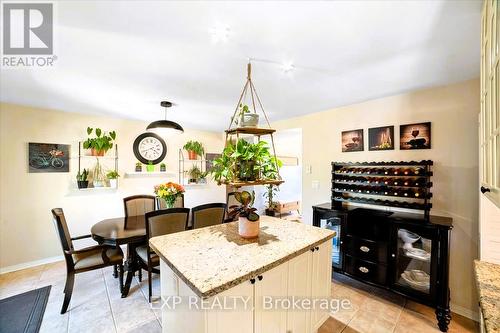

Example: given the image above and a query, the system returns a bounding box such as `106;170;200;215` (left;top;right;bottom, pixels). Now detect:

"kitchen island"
149;216;335;333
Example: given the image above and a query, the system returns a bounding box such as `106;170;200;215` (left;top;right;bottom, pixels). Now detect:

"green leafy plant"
136;162;142;167
160;163;166;168
187;165;202;182
76;169;88;181
83;127;116;154
210;139;282;184
263;184;279;210
183;141;204;157
106;171;120;179
227;191;259;222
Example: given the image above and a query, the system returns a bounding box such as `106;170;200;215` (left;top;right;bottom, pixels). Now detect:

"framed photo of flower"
400;122;431;150
341;129;364;152
368;126;394;151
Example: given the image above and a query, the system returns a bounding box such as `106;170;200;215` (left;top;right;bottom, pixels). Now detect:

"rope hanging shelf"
222;62;284;188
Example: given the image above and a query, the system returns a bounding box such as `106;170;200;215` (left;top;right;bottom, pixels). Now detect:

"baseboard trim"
0;256;63;275
451;302;480;322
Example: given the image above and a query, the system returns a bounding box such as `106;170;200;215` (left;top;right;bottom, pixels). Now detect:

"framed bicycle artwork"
28;143;70;173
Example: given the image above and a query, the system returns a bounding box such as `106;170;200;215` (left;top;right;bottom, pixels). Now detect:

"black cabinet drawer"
343;236;388;264
344;255;387;285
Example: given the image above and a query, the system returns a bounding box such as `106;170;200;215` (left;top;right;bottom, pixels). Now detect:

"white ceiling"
0;0;481;132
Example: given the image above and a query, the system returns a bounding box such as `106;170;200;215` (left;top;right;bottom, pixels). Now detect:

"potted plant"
83;127;116;156
146;161;155;172
154;182;185;209
160;163;166;172
210;139;282;184
198;171;209;184
236;104;259;127
263;184;279;216
183;141;204;160
76;169;89;189
187;165;202;184
227;191;260;239
135;162;142;172
106;170;119;188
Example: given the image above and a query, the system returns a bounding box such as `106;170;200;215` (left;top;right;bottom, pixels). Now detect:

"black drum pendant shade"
146;101;184;135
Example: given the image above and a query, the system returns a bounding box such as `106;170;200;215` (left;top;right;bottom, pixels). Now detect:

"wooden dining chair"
122;195;156;281
156;194;185;209
123;195;156;217
136;208;189;302
225;191;239;222
51;208;124;314
192;203;227;229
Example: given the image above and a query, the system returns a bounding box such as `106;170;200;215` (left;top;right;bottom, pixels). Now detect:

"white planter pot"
238;217;260;239
240;114;259;127
109;179;117;188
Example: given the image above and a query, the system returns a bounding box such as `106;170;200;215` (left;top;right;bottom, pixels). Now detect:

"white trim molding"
0;255;63;275
451;302;480;322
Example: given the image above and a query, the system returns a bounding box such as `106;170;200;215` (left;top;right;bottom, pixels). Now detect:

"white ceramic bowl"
398;229;420;244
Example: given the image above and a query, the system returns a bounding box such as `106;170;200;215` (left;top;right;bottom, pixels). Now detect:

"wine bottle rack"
331;160;433;218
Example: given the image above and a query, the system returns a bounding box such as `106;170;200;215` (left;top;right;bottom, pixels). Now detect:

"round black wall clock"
133;133;167;164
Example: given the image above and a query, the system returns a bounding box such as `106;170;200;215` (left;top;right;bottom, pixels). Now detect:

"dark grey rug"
0;285;51;333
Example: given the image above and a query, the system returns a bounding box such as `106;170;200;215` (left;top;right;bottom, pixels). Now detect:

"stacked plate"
404;248;431;261
401;269;430;292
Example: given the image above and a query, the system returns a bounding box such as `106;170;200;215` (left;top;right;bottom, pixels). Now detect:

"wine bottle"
393;179;399;186
413;167;424;175
393;168;400;175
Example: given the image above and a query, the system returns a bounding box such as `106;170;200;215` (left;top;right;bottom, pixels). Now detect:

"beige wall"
272;79;480;318
0;103;226;270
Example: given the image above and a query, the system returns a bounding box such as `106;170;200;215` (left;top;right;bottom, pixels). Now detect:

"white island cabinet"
150;216;335;333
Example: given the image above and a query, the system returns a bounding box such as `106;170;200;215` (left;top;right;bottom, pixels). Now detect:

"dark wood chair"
156;194;184;209
136;208;189;302
123;195;156;217
192;203;227;229
225;192;238;222
123;195;156;281
51;208;124;314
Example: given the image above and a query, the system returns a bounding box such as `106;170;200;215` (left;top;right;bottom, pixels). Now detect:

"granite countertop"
474;260;500;333
149;216;335;298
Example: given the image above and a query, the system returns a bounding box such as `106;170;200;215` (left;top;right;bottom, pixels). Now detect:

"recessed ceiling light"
210;23;230;43
281;61;295;73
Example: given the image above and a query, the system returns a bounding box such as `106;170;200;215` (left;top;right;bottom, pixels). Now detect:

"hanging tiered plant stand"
220;62;284;188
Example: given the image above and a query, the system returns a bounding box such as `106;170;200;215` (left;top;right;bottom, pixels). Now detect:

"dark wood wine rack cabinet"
314;160;453;332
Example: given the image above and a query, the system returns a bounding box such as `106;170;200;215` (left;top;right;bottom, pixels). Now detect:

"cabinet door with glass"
389;224;438;302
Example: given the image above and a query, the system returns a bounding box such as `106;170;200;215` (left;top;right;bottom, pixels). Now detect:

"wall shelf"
125;171;175;178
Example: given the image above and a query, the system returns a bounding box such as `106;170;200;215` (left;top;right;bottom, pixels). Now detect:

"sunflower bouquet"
154;182;185;208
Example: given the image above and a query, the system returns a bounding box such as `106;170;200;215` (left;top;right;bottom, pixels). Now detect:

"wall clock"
133;133;167;164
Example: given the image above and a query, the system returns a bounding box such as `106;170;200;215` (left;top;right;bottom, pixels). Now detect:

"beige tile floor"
0;261;479;333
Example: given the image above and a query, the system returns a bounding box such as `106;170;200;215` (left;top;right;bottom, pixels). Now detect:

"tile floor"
0;261;479;333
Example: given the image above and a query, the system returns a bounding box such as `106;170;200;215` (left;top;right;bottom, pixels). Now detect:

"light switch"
312;180;320;189
306;165;312;174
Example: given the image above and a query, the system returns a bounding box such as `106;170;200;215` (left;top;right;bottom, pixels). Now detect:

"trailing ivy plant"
210;139;282;184
83;127;116;154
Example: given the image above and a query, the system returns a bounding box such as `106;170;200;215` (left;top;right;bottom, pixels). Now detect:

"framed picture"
368;126;394;151
400;122;431;150
28;143;70;173
205;153;221;172
341;129;364;152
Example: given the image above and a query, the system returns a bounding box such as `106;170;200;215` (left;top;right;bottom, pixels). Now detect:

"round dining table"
91;215;147;298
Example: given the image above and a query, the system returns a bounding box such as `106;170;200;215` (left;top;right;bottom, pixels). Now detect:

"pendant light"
146;101;184;136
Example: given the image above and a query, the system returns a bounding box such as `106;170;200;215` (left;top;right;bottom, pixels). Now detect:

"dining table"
91;215;147;298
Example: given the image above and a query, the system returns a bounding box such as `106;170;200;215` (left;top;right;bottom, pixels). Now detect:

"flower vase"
238;217;260;239
163;197;175;209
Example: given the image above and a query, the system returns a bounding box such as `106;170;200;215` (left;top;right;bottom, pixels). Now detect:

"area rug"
0;285;51;333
